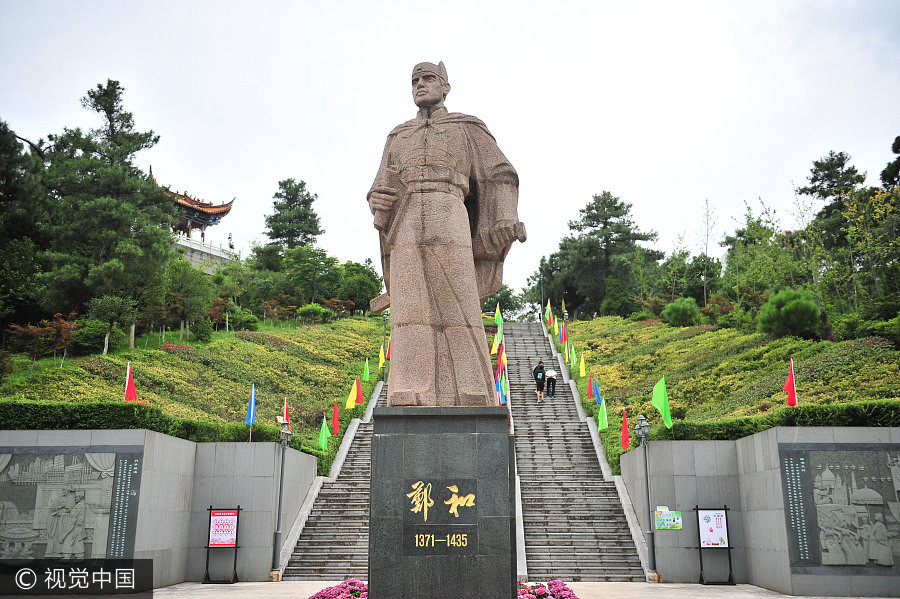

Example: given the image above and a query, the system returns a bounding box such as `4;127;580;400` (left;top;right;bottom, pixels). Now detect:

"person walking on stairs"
545;367;557;398
532;359;546;402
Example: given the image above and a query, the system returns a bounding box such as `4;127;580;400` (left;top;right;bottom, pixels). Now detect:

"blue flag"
594;379;602;405
245;384;256;426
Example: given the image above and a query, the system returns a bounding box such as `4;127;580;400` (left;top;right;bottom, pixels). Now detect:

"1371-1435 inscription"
403;479;479;555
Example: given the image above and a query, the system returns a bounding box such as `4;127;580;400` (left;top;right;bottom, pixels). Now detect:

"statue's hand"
488;220;519;248
370;186;398;212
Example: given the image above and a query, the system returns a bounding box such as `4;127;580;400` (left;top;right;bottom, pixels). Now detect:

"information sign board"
697;509;729;547
208;509;239;548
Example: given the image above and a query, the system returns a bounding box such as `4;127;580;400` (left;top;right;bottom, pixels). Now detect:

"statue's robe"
368;106;520;406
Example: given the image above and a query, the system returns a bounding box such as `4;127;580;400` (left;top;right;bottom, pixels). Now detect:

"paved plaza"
141;580;864;599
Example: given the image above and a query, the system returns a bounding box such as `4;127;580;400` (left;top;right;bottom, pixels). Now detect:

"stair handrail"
279;380;384;576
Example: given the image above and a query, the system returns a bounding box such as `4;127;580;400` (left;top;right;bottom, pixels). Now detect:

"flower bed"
307;578;582;599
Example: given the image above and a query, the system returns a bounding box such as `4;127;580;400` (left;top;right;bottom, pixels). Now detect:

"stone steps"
504;321;644;583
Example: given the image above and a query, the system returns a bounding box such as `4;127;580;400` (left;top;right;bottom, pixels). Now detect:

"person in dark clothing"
532;360;546;402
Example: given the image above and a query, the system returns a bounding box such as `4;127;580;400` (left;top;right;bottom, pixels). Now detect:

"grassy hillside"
553;317;900;473
0;316;387;474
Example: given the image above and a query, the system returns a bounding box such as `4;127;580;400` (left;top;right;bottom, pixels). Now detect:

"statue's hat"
412;61;449;84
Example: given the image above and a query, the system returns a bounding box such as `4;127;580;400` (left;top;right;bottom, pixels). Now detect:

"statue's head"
411;61;451;109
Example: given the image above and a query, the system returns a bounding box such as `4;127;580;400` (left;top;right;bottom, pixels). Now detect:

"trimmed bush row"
0;399;358;476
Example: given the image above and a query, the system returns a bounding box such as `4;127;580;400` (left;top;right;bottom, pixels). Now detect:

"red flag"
124;362;148;405
385;338;391;360
332;400;339;435
621;409;630;450
282;398;290;430
586;375;594;398
355;377;364;404
783;359;797;406
560;321;567;344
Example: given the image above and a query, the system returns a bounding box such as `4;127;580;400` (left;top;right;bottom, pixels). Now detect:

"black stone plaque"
107;454;143;559
368;407;516;599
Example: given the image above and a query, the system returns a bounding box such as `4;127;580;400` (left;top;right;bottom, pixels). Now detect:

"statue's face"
412;72;446;108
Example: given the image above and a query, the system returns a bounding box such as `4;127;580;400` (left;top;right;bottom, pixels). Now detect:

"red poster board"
208;509;239;548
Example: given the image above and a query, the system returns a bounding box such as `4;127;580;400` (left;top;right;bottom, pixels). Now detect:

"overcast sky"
2;0;899;293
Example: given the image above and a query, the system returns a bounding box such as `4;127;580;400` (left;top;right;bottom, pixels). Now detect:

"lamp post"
271;421;293;577
381;311;389;382
634;414;657;575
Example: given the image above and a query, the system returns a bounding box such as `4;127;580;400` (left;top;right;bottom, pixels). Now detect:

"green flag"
319;414;332;450
651;376;673;428
597;395;609;431
363;357;370;382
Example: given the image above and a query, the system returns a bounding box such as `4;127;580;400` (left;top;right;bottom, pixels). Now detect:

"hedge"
0;399;344;474
598;399;900;476
654;399;900;441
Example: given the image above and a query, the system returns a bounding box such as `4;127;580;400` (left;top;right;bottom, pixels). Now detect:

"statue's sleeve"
368;134;396;295
464;121;522;303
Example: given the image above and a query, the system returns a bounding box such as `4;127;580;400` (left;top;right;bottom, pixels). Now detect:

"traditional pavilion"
151;167;235;242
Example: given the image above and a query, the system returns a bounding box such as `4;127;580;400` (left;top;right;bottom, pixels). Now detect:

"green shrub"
831;312;863;341
717;305;755;331
70;320;125;356
627;310;656;322
297;303;326;323
231;308;259;331
191;317;213;343
757;288;819;338
661;297;700;327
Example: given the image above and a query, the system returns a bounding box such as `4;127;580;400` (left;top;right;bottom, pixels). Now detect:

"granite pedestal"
368;407;516;599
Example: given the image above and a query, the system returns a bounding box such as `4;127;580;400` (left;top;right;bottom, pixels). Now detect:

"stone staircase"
505;321;645;582
282;391;383;580
283;321;644;582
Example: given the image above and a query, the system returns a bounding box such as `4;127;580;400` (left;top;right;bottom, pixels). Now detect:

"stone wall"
620;427;900;596
0;429;316;588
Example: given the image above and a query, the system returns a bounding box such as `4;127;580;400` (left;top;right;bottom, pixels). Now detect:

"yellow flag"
579;352;586;377
554;320;559;336
491;333;499;355
379;344;385;368
345;380;357;409
561;297;566;313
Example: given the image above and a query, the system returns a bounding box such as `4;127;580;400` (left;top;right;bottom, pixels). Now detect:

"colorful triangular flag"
586;375;594;398
579;352;586;378
123;362;149;405
597;393;609;430
356;377;364;404
783;359;797;406
386;338;391;360
561;298;566;313
332;400;339;435
345;380;357;410
651;376;673;428
282;397;290;430
319;414;331;450
491;332;499;355
593;378;601;404
245;383;256;426
379;344;385;368
363;357;370;381
621;409;630;450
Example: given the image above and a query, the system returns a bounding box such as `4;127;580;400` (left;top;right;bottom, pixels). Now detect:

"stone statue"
368;61;525;407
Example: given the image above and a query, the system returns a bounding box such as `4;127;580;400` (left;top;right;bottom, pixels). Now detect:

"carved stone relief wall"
0;449;142;560
781;445;898;571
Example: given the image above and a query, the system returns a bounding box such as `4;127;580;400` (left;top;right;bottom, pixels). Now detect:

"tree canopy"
264;178;323;249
